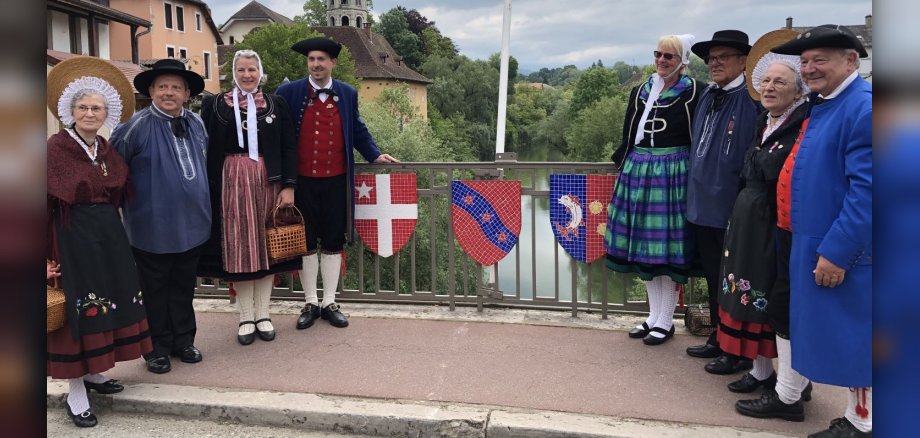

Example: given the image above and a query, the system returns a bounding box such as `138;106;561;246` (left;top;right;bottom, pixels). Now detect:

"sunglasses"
653;51;678;61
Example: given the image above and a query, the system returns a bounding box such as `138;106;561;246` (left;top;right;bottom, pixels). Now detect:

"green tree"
611;61;642;85
295;0;326;26
564;94;626;162
569;67;619;114
419;27;458;60
488;53;519;95
375;8;423;68
360;85;445;162
686;55;711;83
229;23;359;92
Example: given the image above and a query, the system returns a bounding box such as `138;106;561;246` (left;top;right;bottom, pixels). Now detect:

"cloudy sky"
211;0;872;71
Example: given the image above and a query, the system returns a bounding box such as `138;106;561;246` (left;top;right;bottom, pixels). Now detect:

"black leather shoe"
728;372;777;393
296;303;320;330
801;382;813;402
321;303;349;327
704;354;753;375
255;318;275;341
628;322;651;339
84;379;124;394
145;356;171;374
735;389;805;422
67;405;98;428
642;325;675;345
171;345;202;363
807;417;871;437
687;343;723;358
238;321;256;345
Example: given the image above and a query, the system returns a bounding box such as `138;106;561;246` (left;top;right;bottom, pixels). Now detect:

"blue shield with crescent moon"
549;174;617;263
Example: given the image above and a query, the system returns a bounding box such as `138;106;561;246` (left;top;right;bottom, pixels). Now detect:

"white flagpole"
494;0;512;156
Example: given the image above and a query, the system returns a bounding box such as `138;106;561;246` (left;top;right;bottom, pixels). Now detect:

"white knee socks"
775;337;810;404
846;387;872;433
641;279;660;329
67;377;90;414
750;355;775;381
254;275;274;332
83;373;107;384
234;281;256;336
320;253;342;308
301;253;319;305
646;276;676;339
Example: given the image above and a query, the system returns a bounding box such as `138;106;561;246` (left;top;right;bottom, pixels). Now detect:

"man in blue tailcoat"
772;25;872;438
276;37;398;331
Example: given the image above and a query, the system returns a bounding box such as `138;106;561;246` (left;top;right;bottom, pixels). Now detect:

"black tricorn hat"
691;30;752;60
133;58;205;97
771;24;868;58
291;37;342;58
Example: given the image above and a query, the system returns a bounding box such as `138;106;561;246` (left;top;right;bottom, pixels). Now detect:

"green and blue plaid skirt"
605;146;691;283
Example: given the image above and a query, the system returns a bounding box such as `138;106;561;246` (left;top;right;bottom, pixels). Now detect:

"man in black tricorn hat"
771;25;872;438
684;30;760;375
111;58;210;374
276;37;399;331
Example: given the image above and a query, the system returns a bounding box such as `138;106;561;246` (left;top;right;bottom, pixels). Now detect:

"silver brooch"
266;115;274;124
332;96;339;102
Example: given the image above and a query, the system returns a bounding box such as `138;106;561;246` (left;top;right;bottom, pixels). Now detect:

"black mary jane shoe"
642;325;675;345
628;322;651;339
67;405;98;428
320;303;349;328
84;379;124;394
255;318;276;341
728;372;777;393
238;321;256;345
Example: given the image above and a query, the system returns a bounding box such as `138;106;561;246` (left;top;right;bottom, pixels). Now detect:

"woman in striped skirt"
198;50;300;345
605;35;703;345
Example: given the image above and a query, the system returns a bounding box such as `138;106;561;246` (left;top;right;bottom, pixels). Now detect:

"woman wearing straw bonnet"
605;34;702;346
197;49;300;345
46;56;152;427
714;30;814;421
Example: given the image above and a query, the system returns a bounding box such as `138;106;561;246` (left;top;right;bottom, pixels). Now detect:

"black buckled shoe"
687;343;723;358
735;389;805;422
67;405;98;428
296;303;321;330
321;303;349;327
171;345;202;363
807;417;871;437
255;318;275;341
145;356;171;374
84;379;124;394
642;325;675;345
704;354;753;375
238;321;256;345
628;322;651;339
728;372;777;393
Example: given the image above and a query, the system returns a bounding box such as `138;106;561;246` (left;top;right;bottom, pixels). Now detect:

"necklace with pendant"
67;128;108;176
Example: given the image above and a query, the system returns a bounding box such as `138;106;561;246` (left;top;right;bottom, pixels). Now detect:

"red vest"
776;118;809;232
298;94;346;177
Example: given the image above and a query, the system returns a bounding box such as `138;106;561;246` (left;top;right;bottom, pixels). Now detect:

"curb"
48;381;791;437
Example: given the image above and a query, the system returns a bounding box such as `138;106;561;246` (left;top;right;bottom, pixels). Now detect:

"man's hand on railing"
374;153;400;163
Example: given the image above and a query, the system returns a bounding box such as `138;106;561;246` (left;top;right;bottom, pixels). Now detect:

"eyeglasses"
760;78;790;90
653;51;678;61
706;53;744;65
75;105;105;114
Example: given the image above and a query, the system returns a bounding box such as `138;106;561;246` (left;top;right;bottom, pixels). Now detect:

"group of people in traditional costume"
604;25;872;437
46;37;397;427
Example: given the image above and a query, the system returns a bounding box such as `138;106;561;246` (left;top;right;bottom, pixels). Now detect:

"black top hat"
771;24;868;58
133;58;205;97
292;37;343;58
691;30;752;60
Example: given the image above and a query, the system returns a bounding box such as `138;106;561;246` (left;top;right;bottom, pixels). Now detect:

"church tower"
325;0;368;28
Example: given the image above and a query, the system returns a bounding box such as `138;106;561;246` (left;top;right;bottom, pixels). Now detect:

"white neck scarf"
232;52;264;161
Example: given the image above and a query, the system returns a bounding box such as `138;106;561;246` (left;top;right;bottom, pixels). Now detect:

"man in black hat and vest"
276;37;398;331
684;30;760;375
111;59;210;374
771;25;872;438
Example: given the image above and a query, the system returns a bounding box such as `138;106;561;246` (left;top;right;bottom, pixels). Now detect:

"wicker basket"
266;205;307;264
47;283;66;333
684;304;714;337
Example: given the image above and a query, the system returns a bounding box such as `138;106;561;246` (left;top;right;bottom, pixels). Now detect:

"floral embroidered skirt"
604;146;691;283
48;203;152;379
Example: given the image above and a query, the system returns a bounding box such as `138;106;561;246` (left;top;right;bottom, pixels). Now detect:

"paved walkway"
53;299;845;436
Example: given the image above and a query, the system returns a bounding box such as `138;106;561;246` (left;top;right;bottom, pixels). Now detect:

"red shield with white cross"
354;173;418;257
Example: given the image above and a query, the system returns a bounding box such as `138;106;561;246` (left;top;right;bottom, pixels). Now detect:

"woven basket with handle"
684;304;714;337
266;205;307;264
47;277;66;333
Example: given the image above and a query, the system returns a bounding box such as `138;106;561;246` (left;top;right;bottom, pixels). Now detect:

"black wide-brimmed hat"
771;24;868;58
133;58;205;97
691;30;752;59
292;37;342;58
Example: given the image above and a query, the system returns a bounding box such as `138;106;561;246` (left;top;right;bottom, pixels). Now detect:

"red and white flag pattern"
354;173;418;257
